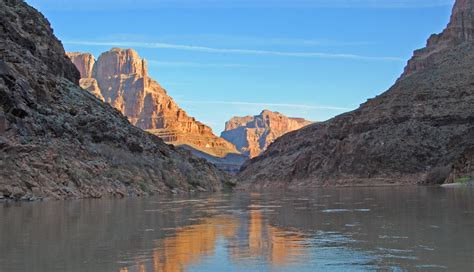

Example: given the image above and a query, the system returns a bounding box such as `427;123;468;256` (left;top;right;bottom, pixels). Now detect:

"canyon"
1;1;474;271
221;110;312;158
67;49;240;162
69;52;315;170
238;0;474;188
0;0;227;200
1;0;473;200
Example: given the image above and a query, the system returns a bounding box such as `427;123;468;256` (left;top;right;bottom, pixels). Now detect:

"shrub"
454;176;472;184
424;166;451;185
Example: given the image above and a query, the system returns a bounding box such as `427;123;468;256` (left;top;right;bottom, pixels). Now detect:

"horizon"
27;0;455;134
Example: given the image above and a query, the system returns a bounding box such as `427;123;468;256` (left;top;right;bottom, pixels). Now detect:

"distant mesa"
221;110;312;158
67;49;240;161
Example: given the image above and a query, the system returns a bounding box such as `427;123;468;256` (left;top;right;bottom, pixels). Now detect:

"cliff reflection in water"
150;216;238;272
231;210;305;266
120;208;306;272
2;187;473;271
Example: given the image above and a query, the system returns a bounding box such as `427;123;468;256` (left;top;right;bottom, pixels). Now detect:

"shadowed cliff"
238;0;474;188
0;0;227;200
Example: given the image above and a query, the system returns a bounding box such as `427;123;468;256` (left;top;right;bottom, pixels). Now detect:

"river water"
1;186;473;271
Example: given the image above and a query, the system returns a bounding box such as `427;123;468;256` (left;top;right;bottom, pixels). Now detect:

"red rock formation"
67;53;105;101
79;78;104;101
68;49;238;158
222;110;312;158
67;52;95;78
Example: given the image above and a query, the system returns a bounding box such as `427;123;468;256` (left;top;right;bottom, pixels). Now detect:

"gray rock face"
238;0;474;188
0;0;227;200
403;0;474;77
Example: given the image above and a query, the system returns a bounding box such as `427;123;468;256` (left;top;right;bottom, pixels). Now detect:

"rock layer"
0;0;227;200
67;49;239;159
221;110;312;158
238;0;474;188
403;0;474;77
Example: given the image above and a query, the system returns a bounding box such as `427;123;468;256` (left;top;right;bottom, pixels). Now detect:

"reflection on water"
1;187;474;271
126;196;308;272
244;210;305;265
150;216;239;272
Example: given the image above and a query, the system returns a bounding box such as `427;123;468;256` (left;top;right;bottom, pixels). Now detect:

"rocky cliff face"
67;49;239;159
403;0;474;77
66;52;104;101
78;78;104;101
67;52;95;78
221;110;312;158
238;0;474;188
0;0;227;200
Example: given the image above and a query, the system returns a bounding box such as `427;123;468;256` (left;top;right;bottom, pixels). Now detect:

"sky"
27;0;455;134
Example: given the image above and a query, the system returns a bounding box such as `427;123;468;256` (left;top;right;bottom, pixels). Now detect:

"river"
1;186;473;271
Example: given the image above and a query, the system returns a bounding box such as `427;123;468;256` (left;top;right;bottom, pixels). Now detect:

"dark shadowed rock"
403;0;474;77
238;0;474;188
0;0;227;200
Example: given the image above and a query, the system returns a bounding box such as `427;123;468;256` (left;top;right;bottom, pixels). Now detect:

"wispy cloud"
28;0;454;10
148;60;270;68
155;34;373;47
232;37;372;47
64;40;404;62
178;100;353;111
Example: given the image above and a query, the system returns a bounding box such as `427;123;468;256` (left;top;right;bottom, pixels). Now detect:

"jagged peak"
110;47;137;54
402;0;474;77
67;52;95;58
260;109;279;116
450;0;474;24
93;47;148;79
444;0;474;42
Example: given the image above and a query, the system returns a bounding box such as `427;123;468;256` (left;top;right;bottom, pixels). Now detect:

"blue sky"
27;0;454;133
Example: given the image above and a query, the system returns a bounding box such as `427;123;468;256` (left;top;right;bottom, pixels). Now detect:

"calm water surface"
1;187;474;271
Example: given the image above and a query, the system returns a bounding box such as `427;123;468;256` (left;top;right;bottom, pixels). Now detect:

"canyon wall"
67;49;239;159
238;0;474;188
0;0;227;200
